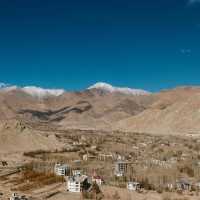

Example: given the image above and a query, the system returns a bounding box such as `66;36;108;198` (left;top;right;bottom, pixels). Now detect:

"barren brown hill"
1;85;200;149
0;119;61;153
114;87;200;135
0;87;153;131
0;86;154;153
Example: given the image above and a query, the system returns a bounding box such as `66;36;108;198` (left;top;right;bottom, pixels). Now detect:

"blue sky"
0;0;200;92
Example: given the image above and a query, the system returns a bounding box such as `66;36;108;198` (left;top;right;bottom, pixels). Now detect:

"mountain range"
0;82;200;153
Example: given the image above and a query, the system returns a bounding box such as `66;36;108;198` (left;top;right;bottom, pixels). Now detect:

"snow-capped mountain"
88;82;150;95
1;81;200;137
21;86;65;98
0;82;18;91
0;82;65;98
0;81;150;98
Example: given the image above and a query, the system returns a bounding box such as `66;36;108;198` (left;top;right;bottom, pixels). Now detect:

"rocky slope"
0;82;154;153
0;119;60;153
114;87;200;135
1;82;200;153
0;83;153;131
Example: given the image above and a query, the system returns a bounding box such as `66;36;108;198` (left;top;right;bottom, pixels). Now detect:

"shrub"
23;150;50;158
12;167;64;191
141;178;155;190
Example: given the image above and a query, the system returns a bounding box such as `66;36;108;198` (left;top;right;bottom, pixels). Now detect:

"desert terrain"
0;84;200;199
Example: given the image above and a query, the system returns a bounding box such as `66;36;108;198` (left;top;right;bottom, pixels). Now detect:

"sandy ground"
101;186;200;200
45;185;200;200
0;181;13;199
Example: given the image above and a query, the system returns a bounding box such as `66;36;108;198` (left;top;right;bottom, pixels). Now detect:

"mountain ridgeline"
0;83;200;136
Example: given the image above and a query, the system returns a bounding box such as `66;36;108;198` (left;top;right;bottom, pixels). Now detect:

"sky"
0;0;200;92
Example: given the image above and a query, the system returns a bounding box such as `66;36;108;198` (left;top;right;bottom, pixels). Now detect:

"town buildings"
67;175;91;192
54;163;70;176
114;160;129;177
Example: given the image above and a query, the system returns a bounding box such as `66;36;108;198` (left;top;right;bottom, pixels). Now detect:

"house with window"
67;175;91;193
114;160;129;177
54;163;70;176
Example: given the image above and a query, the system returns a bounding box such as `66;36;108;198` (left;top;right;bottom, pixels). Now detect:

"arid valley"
0;84;200;200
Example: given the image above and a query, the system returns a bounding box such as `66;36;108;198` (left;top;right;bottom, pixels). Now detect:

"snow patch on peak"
21;86;65;98
88;82;150;95
0;82;65;98
0;82;18;91
89;82;114;91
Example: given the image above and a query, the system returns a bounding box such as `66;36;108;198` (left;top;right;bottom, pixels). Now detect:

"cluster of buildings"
114;160;142;191
54;159;200;194
54;159;143;193
54;163;103;193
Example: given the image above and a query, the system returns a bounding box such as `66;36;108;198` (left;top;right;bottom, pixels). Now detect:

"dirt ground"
46;185;200;200
1;177;200;200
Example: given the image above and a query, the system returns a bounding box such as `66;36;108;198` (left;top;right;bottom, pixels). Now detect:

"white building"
54;163;69;176
114;160;129;177
67;176;82;193
127;182;141;191
82;154;96;161
67;175;90;193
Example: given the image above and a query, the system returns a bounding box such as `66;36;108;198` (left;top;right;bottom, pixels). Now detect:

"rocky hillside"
0;83;153;131
114;87;200;136
1;83;200;137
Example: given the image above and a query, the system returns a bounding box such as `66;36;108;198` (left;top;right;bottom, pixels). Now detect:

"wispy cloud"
188;0;200;4
180;48;191;56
